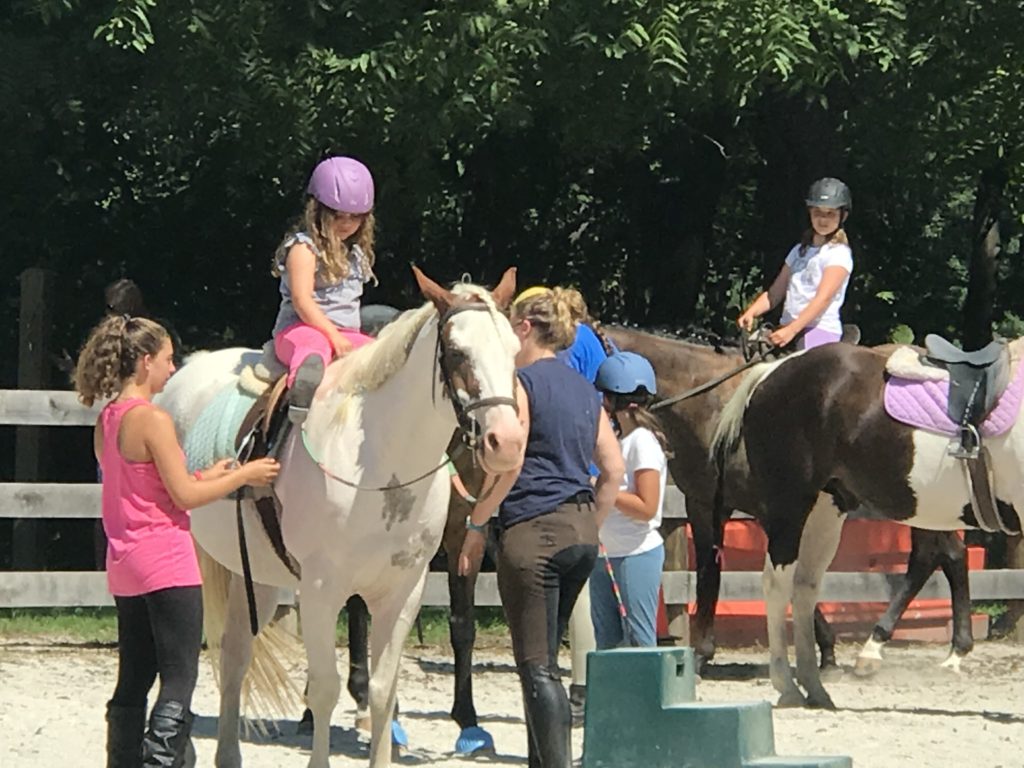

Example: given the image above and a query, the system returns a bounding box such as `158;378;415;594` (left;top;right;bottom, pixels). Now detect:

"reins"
650;328;777;412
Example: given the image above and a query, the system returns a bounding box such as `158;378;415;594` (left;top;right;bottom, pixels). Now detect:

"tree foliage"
2;0;1022;390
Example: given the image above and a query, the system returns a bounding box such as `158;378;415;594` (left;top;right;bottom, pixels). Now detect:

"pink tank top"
100;399;202;597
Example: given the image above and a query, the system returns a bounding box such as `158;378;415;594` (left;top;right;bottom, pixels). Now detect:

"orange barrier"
681;519;985;644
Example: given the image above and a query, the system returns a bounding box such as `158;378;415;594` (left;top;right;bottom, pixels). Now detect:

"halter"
301;300;518;492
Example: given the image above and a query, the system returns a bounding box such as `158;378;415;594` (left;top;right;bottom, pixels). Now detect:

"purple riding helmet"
307;156;375;214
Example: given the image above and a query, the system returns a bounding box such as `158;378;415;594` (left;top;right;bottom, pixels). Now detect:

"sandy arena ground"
2;635;1022;767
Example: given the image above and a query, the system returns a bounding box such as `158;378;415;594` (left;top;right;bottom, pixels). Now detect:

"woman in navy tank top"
458;288;625;767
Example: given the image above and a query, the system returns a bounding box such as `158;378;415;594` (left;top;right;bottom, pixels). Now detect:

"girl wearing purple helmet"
270;156;379;422
737;177;853;350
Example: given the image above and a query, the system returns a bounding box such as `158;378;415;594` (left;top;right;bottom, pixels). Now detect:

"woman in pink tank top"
75;314;280;768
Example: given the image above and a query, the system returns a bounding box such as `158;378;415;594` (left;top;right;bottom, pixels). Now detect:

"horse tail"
710;357;791;460
197;546;301;725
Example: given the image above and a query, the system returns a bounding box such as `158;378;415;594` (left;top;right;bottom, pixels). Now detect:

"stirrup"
947;424;980;460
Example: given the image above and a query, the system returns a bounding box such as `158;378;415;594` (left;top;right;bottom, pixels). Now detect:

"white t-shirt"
599;427;667;558
780;241;853;335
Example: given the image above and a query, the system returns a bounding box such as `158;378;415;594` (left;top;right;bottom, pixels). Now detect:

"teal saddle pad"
183;383;259;475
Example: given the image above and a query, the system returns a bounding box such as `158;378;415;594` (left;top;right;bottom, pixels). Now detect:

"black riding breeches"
110;585;203;710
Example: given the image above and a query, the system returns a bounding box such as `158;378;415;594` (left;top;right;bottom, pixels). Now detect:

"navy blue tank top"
499;358;600;528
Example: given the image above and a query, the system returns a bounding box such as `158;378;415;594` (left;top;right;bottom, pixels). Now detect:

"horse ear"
411;265;454;313
490;267;517;310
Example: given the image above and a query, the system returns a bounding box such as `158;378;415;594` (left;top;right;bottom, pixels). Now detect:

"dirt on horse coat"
713;340;1023;708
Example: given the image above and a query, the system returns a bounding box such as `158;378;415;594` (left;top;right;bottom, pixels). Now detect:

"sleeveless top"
99;399;202;597
271;232;374;335
499;359;600;528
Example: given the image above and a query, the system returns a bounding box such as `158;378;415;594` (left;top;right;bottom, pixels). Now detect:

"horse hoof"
939;653;964;674
776;690;807;708
820;663;844;682
391;719;409;748
297;708;314;735
455;726;495;755
354;714;372;733
806;691;837;710
852;656;882;678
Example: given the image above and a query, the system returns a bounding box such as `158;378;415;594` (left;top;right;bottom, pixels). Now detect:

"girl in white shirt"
590;351;670;648
737;177;854;350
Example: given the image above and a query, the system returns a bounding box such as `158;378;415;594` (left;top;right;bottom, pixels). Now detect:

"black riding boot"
140;700;194;768
519;663;571;768
106;702;146;768
287;354;325;425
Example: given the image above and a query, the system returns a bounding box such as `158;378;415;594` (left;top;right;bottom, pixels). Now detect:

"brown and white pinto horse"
605;327;974;676
711;340;1023;708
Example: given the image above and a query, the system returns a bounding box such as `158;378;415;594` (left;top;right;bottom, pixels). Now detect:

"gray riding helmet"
805;177;852;211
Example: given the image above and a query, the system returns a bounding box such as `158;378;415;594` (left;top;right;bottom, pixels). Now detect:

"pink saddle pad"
884;361;1024;437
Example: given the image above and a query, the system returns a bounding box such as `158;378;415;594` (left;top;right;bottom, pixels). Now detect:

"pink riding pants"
274;322;374;387
796;327;842;351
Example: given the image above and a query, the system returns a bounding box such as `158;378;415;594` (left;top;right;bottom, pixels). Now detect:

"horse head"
413;265;525;475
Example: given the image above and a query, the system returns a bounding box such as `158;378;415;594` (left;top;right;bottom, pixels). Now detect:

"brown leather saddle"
234;373;301;578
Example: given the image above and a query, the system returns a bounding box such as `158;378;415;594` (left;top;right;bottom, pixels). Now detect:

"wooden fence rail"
4;389;1024;614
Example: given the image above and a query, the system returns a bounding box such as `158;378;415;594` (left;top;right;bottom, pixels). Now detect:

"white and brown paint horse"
711;339;1023;708
159;267;525;768
606;327;975;676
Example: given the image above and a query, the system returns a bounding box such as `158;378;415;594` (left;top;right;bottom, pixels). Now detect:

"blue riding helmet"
595;351;657;395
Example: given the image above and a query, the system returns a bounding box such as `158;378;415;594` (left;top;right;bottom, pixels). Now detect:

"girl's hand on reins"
458;529;486;577
768;324;798;349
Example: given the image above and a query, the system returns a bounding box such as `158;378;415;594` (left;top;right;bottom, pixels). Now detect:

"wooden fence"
4;390;1024;623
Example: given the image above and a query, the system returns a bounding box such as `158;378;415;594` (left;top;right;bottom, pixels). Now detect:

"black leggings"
497;501;599;669
110;586;203;710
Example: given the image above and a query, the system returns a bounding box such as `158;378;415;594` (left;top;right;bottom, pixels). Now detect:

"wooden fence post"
12;268;56;570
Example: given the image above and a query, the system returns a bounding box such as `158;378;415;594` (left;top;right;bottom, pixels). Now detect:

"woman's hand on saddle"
458;529;486;577
239;457;281;487
768;324;798;349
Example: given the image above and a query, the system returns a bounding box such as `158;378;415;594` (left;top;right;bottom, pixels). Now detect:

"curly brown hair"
272;197;376;284
74;315;169;406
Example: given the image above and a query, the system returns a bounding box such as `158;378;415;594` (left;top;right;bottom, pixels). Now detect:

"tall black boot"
106;702;145;768
519;663;571;768
140;700;194;768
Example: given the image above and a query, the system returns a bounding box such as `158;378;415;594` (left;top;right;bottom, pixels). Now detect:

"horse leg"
300;577;347;768
447;554;495;753
938;532;973;672
854;528;944;677
367;570;428;768
814;606;840;675
792;496;845;710
346;595;372;730
214;577;281;768
689;499;726;669
763;553;802;706
567;580;594;724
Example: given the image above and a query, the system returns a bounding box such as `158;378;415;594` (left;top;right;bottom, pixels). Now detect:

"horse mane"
329;281;509;396
611;323;741;354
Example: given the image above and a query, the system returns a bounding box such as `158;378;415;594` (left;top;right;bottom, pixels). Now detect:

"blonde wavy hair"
74;315;169;406
272;197;377;284
513;285;616;355
511;286;583;351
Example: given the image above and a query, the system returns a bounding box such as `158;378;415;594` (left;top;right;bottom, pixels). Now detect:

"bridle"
300;299;518;491
435;301;519;454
